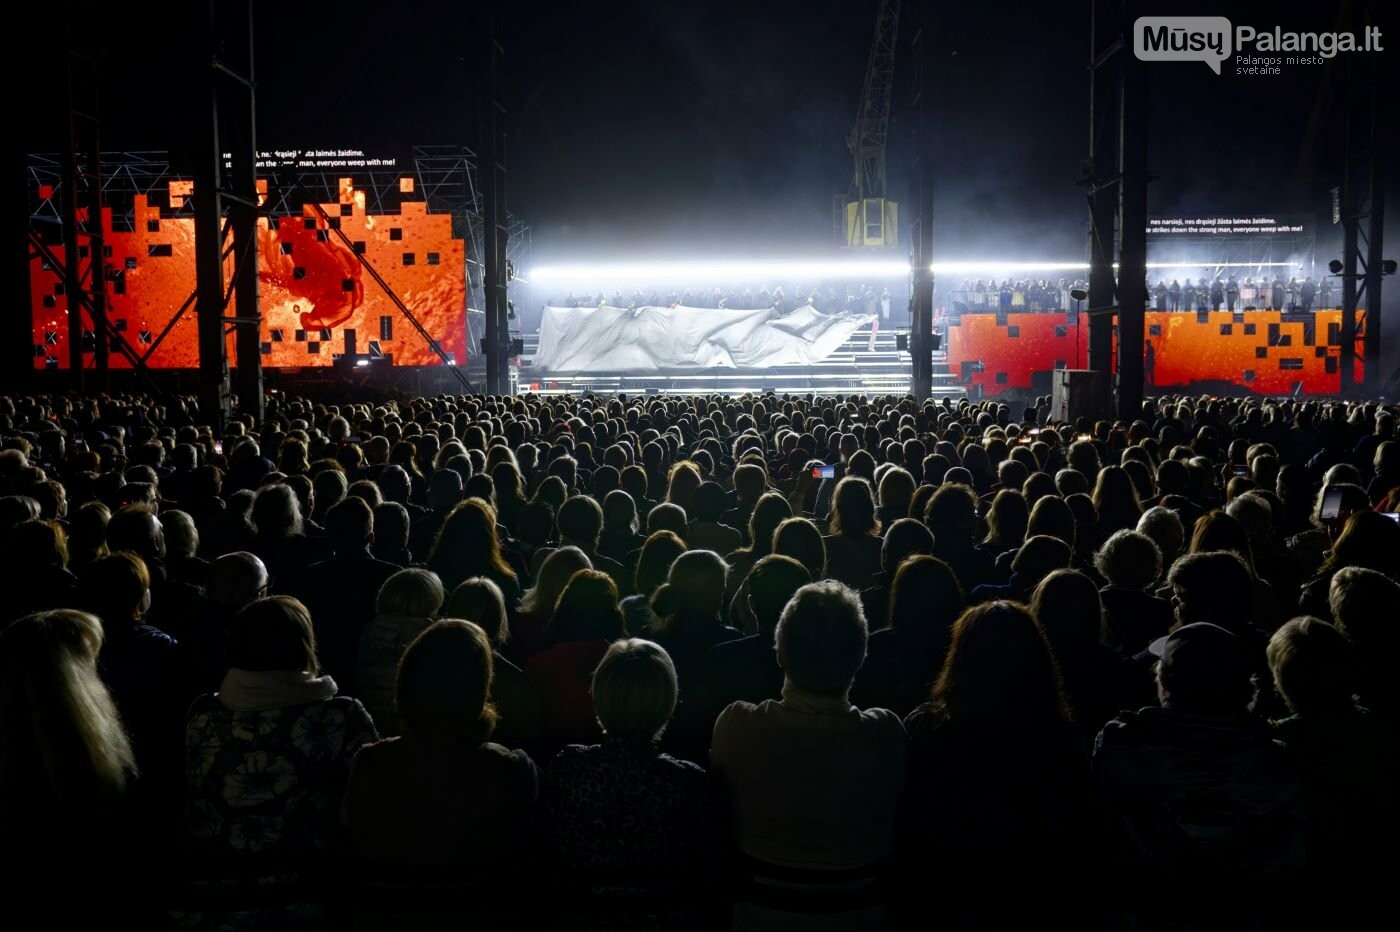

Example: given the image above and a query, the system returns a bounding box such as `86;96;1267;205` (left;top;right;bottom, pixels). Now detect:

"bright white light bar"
528;260;910;284
529;258;1301;284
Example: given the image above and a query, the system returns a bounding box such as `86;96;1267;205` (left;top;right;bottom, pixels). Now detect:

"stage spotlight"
1328;259;1344;274
1384;260;1398;275
1069;288;1089;302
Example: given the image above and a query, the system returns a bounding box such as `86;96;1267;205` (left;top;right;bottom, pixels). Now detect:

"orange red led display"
31;179;466;369
945;309;1365;396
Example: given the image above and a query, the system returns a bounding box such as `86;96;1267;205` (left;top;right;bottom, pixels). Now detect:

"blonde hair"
0;610;134;804
375;568;446;618
521;545;591;614
592;639;678;740
445;577;510;646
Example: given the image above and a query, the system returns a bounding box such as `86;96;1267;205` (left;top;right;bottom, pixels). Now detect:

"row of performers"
1146;276;1331;313
952;275;1335;313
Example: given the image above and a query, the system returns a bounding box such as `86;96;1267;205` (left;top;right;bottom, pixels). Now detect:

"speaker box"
1051;369;1107;423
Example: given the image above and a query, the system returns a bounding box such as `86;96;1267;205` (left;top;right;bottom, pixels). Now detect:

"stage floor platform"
518;328;965;398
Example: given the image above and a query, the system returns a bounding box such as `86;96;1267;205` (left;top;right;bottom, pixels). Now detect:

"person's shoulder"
492;651;526;676
133;623;179;650
595;552;626;572
902;701;947;737
547;742;597;767
301;556;336;578
479;740;539;772
707;633;759;657
185;692;223;721
366;556;401;578
1093;708;1152;751
354;735;404;766
656;748;706;771
857;704;908;736
655;751;709;783
715;699;763;726
324;694;375;727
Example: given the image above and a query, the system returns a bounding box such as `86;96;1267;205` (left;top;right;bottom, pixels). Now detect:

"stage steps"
517;328;961;397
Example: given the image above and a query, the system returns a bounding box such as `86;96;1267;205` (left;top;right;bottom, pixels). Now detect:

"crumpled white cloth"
532;304;876;372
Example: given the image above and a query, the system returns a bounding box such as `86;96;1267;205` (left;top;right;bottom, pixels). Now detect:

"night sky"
25;1;1398;264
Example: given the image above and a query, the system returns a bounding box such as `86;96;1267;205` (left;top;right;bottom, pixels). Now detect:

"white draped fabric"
532;304;875;373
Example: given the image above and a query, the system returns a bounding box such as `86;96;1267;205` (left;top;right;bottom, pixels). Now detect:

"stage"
512;307;1366;399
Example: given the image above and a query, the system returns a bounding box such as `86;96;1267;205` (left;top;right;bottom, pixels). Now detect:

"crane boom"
847;0;900;245
845;0;901;246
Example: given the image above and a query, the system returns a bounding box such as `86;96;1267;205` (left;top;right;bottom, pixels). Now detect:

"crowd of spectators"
950;273;1332;315
2;388;1398;929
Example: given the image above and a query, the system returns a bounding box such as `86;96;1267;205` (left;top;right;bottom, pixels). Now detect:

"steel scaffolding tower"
1085;0;1149;420
1338;0;1385;396
194;0;262;428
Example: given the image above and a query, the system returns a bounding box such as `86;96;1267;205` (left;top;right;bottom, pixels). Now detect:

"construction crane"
845;0;900;248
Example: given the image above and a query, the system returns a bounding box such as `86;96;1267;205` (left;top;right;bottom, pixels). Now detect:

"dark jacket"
853;628;948;718
1273;708;1398;881
99;622;185;790
1093;707;1306;886
901;705;1101;910
1099;587;1175;655
291;548;400;691
699;633;784;716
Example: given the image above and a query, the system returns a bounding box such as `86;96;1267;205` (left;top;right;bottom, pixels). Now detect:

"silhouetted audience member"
185;596;376;926
1032;568;1146;737
370;501;412;566
858;516;934;627
81;552;184;791
1327;565;1400;725
515;545;592;661
1298;510;1400;620
179;551;269;694
345;620;537;873
428;498;521;600
409;468;463;558
291;497;400;691
0;610;138;903
975;532;1073;603
355;568;445;736
444;577;543;749
822;476;884;590
646;549;738;689
925;483;995;593
1095;623;1306;916
701;554;811;716
6;519;78;621
712;580;905;930
722;491;792;608
1267;616;1397;895
527;569;625;747
902;602;1098;924
1096;528;1174;654
597;488;646;565
541;639;721;916
855;555;963;717
686;480;742;555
